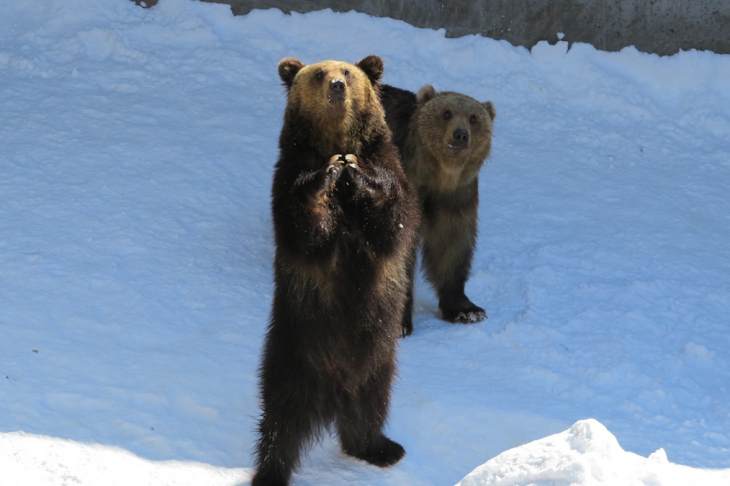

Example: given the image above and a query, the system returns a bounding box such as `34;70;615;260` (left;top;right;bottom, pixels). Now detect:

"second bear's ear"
278;57;304;89
357;55;383;83
483;101;496;121
417;85;436;104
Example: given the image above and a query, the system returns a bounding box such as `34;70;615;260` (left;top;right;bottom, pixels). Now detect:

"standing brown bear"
381;84;496;336
252;56;418;486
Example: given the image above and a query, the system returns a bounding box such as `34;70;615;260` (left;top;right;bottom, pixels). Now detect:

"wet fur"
253;58;417;486
380;84;495;334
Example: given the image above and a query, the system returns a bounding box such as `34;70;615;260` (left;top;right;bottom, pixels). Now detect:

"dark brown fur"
381;84;495;335
252;57;418;486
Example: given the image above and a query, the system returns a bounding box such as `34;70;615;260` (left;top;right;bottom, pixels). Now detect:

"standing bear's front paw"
323;154;347;190
335;154;366;197
336;154;387;206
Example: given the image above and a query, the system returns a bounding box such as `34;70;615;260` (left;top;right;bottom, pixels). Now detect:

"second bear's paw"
441;303;487;324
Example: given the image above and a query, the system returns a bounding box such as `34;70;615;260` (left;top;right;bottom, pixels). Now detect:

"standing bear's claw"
327;154;349;176
327;154;344;170
344;154;359;168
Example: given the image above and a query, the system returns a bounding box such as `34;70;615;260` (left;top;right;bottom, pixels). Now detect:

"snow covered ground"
1;0;729;484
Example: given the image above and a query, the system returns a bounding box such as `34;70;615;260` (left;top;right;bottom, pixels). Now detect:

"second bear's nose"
330;79;345;92
453;128;469;145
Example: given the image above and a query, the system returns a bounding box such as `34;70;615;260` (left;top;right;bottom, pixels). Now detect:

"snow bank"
457;419;730;486
0;432;249;486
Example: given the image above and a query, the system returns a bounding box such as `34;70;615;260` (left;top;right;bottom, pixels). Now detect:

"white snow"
458;419;730;486
1;0;730;485
0;432;247;486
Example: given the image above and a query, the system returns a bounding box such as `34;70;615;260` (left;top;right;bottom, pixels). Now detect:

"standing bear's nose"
330;79;345;92
453;128;469;145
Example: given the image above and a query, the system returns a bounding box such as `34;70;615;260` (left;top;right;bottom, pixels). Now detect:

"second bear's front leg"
422;218;487;324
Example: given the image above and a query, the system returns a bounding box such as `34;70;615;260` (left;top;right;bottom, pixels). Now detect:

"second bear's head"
278;56;384;126
415;85;496;167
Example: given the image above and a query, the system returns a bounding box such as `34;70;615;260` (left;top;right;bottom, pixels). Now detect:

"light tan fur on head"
408;85;495;193
277;56;385;154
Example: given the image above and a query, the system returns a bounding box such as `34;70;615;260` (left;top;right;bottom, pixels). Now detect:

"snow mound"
0;432;250;486
457;419;730;486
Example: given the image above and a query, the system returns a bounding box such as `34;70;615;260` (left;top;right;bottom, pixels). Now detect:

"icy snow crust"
1;0;729;484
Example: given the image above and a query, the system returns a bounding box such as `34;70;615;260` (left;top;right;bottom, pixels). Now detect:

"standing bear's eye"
315;70;325;81
343;69;351;78
469;114;478;124
442;110;452;121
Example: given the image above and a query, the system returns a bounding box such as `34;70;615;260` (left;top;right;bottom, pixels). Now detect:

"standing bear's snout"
329;78;346;102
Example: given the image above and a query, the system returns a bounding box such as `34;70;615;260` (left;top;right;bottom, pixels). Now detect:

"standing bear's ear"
357;55;384;83
483;101;496;121
416;85;436;104
278;57;304;90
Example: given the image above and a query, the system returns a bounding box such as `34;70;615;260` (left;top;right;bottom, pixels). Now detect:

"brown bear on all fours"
252;56;418;486
380;84;496;336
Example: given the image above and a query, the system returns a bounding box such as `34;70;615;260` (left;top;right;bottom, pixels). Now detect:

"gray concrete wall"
204;0;730;55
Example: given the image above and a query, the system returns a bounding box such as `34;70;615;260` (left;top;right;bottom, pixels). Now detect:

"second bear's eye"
469;114;478;124
343;69;351;78
442;110;452;121
315;70;324;81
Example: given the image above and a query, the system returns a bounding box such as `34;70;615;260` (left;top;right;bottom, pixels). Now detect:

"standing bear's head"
414;85;495;175
277;56;386;154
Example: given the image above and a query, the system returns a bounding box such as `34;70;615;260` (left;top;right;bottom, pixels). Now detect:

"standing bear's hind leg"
253;351;323;486
336;362;405;467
